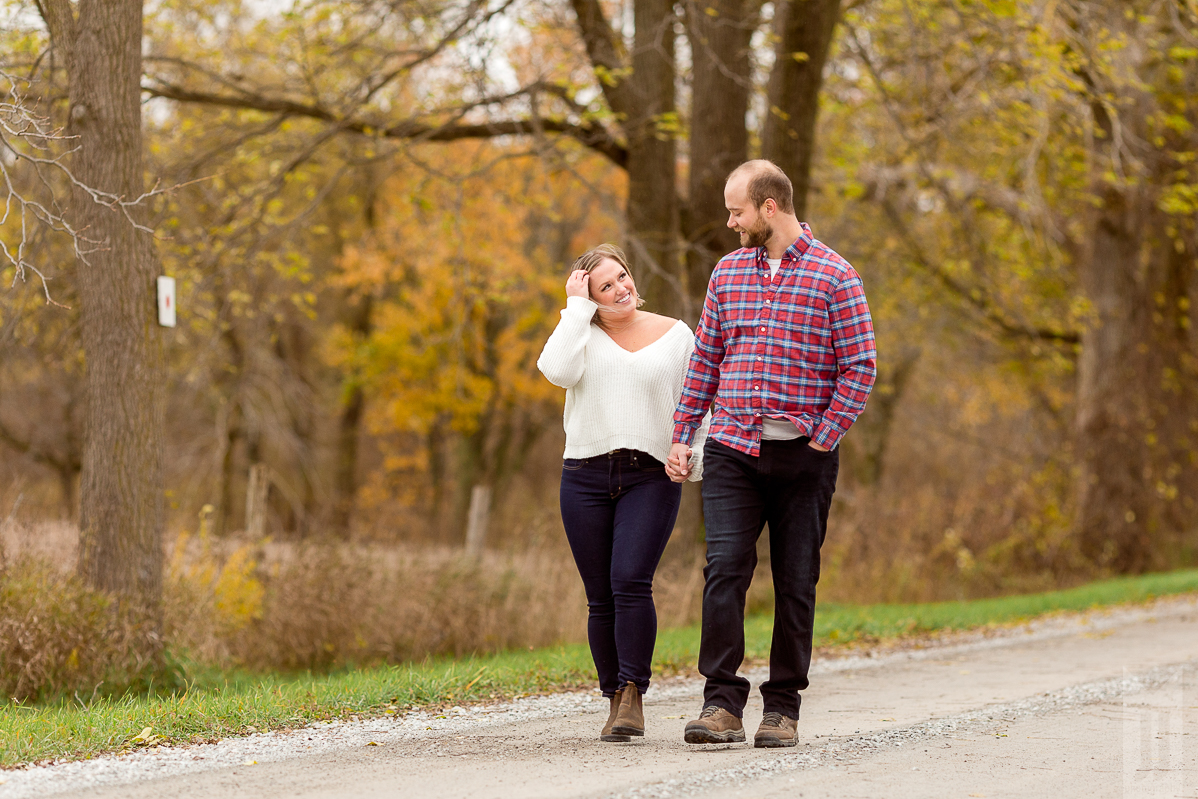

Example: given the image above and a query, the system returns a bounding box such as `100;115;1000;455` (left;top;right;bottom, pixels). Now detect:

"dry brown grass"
0;554;161;703
176;538;595;670
0;516;779;693
164;533;754;672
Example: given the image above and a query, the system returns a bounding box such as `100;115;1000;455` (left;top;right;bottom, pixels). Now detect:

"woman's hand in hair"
565;270;590;299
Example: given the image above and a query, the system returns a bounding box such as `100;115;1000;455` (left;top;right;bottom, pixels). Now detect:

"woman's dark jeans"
560;449;681;696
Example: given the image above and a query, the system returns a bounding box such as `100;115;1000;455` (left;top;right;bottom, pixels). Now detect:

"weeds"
0;559;160;703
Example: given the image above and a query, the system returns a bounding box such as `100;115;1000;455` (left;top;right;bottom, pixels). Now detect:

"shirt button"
755;413;761;417
765;300;771;305
754;386;760;390
760;327;766;332
757;356;763;361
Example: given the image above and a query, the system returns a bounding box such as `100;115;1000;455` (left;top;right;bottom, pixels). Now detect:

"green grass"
4;568;1198;767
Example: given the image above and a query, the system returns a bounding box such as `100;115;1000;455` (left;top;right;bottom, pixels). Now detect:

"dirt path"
9;597;1198;799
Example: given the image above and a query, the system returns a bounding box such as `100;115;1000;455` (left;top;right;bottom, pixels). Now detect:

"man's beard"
741;217;773;248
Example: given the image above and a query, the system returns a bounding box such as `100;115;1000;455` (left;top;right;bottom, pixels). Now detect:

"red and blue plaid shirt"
672;224;877;456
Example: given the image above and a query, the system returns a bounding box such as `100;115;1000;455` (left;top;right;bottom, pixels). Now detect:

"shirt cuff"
811;418;846;450
673;422;696;446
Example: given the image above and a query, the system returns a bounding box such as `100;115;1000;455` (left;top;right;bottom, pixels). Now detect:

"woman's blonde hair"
569;243;645;308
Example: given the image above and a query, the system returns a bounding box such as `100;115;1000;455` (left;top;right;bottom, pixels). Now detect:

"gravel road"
3;596;1196;799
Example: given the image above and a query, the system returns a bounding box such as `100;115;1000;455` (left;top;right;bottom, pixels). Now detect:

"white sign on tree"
157;276;176;327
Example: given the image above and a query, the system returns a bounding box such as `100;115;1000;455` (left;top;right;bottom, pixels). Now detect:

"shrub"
223;543;591;671
0;558;158;703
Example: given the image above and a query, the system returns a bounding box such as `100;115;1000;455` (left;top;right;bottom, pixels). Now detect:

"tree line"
1;0;1195;626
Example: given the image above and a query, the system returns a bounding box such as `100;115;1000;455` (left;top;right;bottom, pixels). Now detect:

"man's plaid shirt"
672;224;877;456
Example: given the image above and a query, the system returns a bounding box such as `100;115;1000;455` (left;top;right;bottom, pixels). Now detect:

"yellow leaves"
214;547;265;631
653;111;682;139
594;65;634;88
129;727;159;747
1158;183;1198;217
168;530;264;638
323;142;621;509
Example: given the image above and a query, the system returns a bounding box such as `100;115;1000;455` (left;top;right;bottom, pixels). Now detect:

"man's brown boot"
610;681;644;737
754;712;798;748
601;692;630;742
684;705;745;744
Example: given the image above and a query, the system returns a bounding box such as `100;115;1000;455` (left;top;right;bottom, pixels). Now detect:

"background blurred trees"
1;0;1196;601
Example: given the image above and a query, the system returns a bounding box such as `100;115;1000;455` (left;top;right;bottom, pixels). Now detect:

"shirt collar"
756;223;814;265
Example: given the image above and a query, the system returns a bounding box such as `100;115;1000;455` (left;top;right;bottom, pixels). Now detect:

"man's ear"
763;198;777;218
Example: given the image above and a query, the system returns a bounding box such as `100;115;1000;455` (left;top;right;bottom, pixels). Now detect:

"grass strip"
4;568;1197;767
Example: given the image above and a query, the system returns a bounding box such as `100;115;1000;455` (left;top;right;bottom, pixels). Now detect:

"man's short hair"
727;160;794;215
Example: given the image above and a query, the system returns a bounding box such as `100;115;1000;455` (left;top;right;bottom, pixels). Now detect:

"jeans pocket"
562;458;585;471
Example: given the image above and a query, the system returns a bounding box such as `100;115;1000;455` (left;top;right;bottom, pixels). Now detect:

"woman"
537;243;707;743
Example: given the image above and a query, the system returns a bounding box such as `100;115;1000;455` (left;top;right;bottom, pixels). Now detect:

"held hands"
666;442;692;483
565;270;590;299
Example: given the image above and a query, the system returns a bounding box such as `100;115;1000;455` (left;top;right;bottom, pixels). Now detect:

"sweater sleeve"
686;410;712;482
537;296;598;388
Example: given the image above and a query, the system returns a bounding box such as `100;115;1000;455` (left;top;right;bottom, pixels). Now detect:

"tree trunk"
1074;180;1152;571
1067;1;1198;573
245;462;270;538
569;0;700;317
855;347;919;487
761;0;842;221
332;293;373;536
215;398;241;537
625;0;681;316
44;0;166;611
464;484;492;556
56;463;78;522
683;0;755;322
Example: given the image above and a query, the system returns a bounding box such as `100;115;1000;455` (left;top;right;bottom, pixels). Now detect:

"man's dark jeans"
560;449;681;696
699;437;839;719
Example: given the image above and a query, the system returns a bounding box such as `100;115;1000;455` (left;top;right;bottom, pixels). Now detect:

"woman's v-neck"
594;319;684;354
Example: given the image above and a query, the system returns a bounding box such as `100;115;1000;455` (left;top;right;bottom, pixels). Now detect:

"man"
666;159;876;748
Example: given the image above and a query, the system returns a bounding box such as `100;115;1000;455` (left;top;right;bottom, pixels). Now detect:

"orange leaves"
330;143;621;498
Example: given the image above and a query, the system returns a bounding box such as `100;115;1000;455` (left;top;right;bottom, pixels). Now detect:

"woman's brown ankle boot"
601;691;630;741
610;681;644;737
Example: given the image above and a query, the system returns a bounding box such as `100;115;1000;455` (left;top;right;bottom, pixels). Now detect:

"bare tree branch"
1;70;197;305
865;186;1080;346
142;80;629;167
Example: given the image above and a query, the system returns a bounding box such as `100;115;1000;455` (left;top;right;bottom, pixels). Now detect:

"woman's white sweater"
537;296;708;481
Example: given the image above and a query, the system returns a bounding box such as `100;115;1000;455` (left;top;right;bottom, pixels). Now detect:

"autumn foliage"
0;0;1196;693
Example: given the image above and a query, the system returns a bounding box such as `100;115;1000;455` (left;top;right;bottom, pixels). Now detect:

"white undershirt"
761;257;802;441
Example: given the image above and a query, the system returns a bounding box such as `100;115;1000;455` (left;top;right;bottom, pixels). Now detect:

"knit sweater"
537;296;708;481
